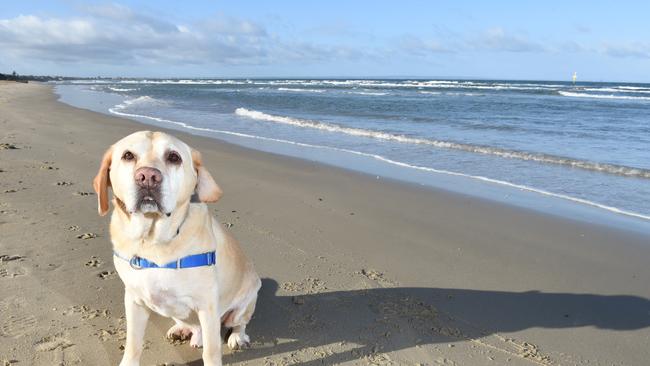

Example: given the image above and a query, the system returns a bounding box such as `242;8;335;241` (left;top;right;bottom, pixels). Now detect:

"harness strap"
114;251;216;270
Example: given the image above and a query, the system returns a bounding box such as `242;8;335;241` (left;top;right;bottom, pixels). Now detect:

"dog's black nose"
134;167;162;189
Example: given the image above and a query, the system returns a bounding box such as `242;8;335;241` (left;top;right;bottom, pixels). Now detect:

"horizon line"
4;70;647;84
9;73;647;85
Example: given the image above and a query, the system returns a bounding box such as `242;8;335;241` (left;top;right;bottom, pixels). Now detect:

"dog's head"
93;131;222;216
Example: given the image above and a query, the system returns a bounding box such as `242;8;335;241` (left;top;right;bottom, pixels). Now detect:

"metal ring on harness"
130;256;144;270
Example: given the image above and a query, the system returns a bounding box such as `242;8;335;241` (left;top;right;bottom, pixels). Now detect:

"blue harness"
114;251;216;270
113;196;216;270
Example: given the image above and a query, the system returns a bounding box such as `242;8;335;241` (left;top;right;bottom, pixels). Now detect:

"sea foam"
108;87;137;92
235;107;650;179
277;87;326;93
559;91;650;101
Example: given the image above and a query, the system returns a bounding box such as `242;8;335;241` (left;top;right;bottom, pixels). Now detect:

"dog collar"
114;251;216;270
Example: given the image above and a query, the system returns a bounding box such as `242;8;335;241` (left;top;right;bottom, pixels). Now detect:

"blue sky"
1;1;649;81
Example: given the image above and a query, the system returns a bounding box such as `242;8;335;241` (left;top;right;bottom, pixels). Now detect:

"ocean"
54;79;650;226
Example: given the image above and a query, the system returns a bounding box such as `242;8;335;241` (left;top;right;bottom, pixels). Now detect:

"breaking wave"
235;107;650;179
108;87;137;92
346;91;389;96
277;87;326;93
559;91;650;101
109;96;166;113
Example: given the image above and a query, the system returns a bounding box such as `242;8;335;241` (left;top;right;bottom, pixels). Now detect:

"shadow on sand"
187;278;650;365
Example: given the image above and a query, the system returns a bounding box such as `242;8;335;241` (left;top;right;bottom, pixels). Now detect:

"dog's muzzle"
134;167;164;213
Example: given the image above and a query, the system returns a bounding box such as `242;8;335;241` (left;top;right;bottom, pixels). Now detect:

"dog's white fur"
94;131;261;366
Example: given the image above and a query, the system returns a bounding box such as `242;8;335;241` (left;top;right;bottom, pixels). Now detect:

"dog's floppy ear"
93;147;113;216
192;149;223;203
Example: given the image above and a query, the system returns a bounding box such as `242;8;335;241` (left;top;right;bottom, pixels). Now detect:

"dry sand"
1;81;649;365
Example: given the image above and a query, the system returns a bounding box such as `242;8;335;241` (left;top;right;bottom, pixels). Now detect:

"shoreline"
2;82;650;365
53;83;650;232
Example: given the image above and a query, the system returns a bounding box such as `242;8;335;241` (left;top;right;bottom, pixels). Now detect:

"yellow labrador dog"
93;131;261;366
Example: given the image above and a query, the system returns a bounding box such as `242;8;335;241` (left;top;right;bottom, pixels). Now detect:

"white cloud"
2;4;648;76
0;7;358;67
0;15;96;46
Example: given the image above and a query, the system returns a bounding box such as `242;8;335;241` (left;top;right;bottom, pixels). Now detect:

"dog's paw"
166;324;192;341
190;328;203;348
227;332;250;350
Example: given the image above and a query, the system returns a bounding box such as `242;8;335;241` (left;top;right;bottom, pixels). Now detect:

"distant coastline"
2;71;648;85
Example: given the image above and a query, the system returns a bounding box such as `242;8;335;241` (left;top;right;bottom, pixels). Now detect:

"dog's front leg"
120;291;150;366
198;303;222;366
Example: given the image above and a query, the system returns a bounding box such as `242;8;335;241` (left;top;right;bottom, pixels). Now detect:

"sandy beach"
1;81;650;365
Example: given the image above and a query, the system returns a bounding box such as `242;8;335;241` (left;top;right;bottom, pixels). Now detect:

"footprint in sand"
357;268;398;287
63;305;110;320
281;277;327;294
0;255;27;278
76;233;97;239
0;267;26;278
0;314;37;338
0;297;37;338
55;181;73;186
0;143;19;150
84;256;102;267
38;161;57;170
35;333;74;352
0;255;23;262
97;270;116;280
32;332;80;366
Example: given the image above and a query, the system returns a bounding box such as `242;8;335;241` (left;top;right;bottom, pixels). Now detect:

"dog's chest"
116;262;198;319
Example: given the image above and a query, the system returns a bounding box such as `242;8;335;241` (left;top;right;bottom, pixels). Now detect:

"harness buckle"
129;256;144;270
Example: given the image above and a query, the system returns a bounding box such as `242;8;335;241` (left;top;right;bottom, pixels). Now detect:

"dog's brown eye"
122;151;135;161
167;151;182;164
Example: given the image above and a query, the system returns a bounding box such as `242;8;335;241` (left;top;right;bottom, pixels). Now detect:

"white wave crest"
614;87;650;94
116;79;247;85
445;92;484;96
108;87;137;92
70;79;109;84
235;108;650;179
582;87;650;94
617;86;650;91
106;105;650;221
559;91;650;101
346;91;389;96
111;96;164;112
277;87;326;93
